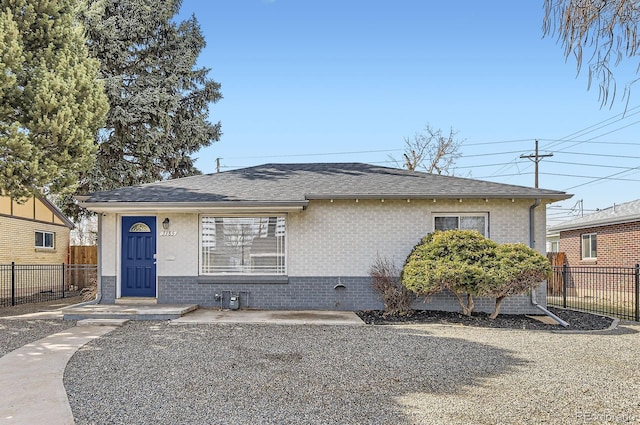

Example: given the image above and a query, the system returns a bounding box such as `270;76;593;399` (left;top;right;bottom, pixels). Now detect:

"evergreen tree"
80;0;222;195
0;0;108;200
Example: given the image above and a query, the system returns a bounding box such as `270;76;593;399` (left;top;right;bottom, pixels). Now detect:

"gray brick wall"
100;276;116;303
155;275;545;315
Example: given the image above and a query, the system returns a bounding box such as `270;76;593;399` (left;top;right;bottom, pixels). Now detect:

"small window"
434;213;488;237
549;241;560;253
581;233;597;259
35;231;55;249
129;222;151;233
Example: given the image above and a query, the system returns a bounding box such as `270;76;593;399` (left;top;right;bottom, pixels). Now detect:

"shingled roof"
79;163;571;209
548;198;640;232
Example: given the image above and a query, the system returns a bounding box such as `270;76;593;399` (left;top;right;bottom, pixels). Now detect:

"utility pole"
216;158;221;173
520;140;553;188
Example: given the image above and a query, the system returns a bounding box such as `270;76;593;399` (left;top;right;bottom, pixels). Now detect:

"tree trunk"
466;293;474;316
453;291;474;316
489;296;505;320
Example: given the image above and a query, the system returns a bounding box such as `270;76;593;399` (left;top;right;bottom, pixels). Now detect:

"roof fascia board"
79;201;308;214
305;193;572;201
551;215;640;232
36;194;75;229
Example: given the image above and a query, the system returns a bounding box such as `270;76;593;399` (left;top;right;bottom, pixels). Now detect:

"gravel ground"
64;321;640;425
0;297;80;356
0;319;77;357
0;296;82;318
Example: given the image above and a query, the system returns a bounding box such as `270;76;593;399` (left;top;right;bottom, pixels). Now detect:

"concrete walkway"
171;308;365;325
0;325;118;425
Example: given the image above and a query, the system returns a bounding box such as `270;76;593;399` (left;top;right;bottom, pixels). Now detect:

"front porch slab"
62;303;198;321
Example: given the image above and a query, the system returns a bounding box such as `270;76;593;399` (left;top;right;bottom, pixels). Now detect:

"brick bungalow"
547;198;640;268
77;163;570;314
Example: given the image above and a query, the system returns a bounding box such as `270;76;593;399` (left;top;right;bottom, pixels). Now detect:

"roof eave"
550;214;640;232
78;200;309;214
36;194;74;229
305;193;572;201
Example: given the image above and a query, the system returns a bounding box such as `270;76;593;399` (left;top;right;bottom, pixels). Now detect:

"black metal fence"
0;263;97;308
547;264;640;322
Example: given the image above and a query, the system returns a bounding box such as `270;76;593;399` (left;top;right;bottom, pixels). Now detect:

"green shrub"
402;230;497;316
481;243;552;319
401;230;551;318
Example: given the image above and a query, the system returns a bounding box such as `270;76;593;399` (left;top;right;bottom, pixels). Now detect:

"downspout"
529;198;569;327
71;213;102;307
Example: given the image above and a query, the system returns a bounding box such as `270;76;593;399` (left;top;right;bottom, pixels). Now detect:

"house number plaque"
160;231;177;237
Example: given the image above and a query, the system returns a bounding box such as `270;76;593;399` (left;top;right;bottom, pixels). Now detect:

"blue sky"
177;0;640;225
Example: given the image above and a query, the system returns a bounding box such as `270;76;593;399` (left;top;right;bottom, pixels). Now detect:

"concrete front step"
115;297;157;305
62;304;198;321
77;318;130;327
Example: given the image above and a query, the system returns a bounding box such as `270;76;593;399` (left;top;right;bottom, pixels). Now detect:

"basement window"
35;231;55;249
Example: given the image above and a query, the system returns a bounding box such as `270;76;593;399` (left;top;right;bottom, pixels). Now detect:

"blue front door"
121;216;157;297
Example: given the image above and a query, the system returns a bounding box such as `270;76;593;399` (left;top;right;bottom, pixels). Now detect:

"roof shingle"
548;198;640;231
82;163;571;204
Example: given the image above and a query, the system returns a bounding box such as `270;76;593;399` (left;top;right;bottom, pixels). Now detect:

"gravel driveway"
63;322;640;425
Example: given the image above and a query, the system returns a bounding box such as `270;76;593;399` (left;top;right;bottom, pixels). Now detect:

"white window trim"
432;212;489;237
35;230;55;249
581;233;597;260
199;214;288;276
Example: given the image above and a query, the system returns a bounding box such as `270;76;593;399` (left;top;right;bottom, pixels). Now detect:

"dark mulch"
356;307;615;331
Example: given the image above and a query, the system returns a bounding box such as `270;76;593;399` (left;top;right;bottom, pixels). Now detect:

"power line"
543;104;640;151
483;106;640;179
557;151;640;159
542;172;640;182
475;172;640;181
546;160;640;170
222;148;403;160
539;139;640;146
551;119;640;154
563;164;640;190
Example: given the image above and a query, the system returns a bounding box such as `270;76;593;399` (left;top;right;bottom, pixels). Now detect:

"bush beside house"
401;230;551;318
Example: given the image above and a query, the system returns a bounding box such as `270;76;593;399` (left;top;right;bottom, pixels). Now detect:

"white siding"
156;213;199;276
101;213;117;276
99;198;548;279
288;199;543;276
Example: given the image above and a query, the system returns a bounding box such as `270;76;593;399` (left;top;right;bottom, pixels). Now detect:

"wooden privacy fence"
69;246;97;265
67;246;97;291
546;252;567;296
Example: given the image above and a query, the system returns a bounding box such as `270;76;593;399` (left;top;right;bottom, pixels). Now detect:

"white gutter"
530;198;569;327
306;193;572;201
78;201;308;214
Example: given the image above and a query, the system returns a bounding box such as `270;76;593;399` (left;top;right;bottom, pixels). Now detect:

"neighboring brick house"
77;163;570;314
0;194;74;264
547;199;640;268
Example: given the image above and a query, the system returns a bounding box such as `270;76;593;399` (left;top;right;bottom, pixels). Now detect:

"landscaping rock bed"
356;307;615;330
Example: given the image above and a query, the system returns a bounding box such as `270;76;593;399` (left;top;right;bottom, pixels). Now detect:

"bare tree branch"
391;124;462;175
543;0;640;108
